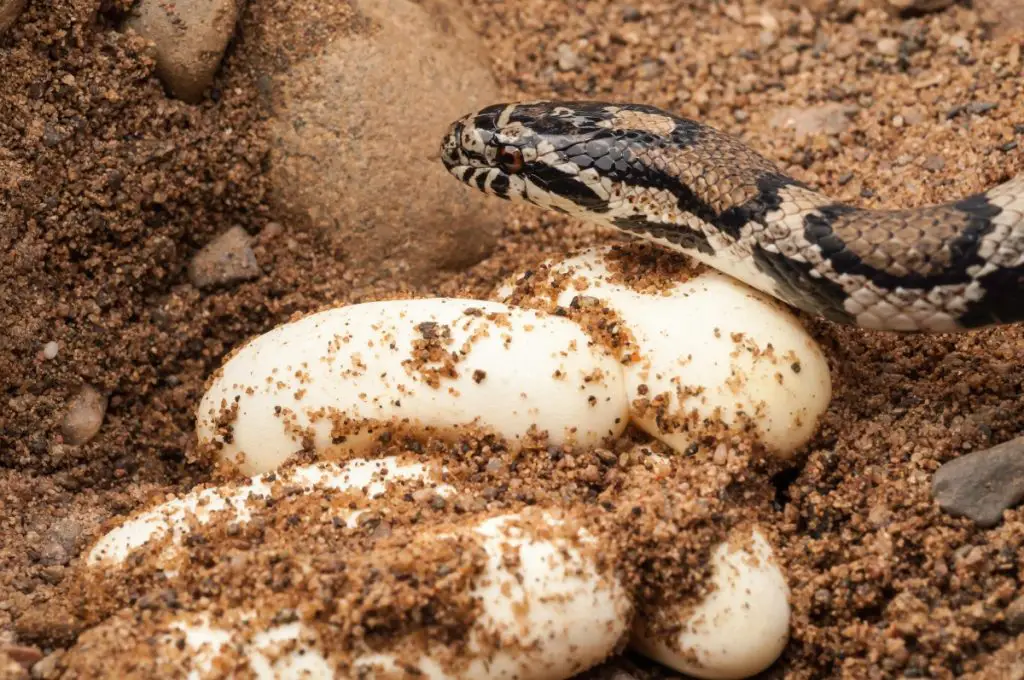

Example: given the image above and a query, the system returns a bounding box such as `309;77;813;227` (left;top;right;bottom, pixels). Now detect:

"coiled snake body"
440;101;1024;332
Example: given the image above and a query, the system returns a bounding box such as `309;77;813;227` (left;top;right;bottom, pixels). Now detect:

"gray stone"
932;436;1024;528
188;226;260;289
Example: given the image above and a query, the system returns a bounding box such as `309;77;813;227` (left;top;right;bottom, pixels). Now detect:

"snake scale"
439;101;1024;333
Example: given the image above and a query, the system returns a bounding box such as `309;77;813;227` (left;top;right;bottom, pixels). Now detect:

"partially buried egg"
496;245;833;461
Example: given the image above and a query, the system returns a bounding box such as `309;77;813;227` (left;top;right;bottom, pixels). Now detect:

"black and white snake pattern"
439;101;1024;333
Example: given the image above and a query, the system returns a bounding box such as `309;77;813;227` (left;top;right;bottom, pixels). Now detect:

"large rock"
124;0;243;103
265;0;503;286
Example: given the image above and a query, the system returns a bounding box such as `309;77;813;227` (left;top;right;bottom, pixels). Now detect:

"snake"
439;100;1024;333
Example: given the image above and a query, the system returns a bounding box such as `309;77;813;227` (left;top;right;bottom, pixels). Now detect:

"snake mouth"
440;118;516;199
440;121;465;171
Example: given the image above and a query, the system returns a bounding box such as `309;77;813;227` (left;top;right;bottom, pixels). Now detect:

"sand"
1;0;1022;677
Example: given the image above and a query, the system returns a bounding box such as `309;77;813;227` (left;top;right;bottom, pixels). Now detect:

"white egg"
496;247;832;460
631;526;791;679
196;298;630;475
86;456;450;569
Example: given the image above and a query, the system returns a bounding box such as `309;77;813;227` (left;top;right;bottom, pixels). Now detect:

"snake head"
440;101;637;217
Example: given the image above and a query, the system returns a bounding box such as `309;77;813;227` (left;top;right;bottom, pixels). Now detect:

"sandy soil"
1;0;1023;677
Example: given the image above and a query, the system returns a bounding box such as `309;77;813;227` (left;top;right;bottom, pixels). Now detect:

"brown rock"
770;103;852;139
30;650;63;680
124;0;243;103
1;646;41;670
778;52;800;75
0;0;26;34
932;436;1024;528
60;384;107;446
265;0;502;287
188;226;261;289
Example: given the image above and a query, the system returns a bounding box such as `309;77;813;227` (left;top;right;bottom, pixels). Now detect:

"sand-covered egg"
352;510;632;679
631;526;790;679
85;456;449;570
68;457;632;680
497;246;832;459
197;298;630;475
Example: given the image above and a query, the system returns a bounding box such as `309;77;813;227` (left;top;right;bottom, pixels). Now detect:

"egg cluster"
64;246;832;679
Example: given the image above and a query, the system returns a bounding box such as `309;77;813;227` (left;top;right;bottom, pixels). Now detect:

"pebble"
31;650;62;679
1005;595;1024;633
637;60;660;80
778;52;800;75
1;646;42;670
876;37;900;56
187;225;261;290
59;384;107;446
0;0;25;34
41;341;58;360
948;35;970;53
770;103;851;139
968;101;998;115
556;42;585;71
932;436;1024;528
921;154;945;171
123;0;242;103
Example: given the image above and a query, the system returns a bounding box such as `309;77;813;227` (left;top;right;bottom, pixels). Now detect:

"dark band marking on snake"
439;100;1024;333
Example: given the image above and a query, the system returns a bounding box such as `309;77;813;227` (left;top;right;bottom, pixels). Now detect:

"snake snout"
440;121;464;171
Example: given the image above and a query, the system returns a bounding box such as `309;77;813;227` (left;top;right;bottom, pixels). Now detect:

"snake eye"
497;146;524;173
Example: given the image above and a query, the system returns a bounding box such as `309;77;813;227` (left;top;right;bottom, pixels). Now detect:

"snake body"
439;100;1024;332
